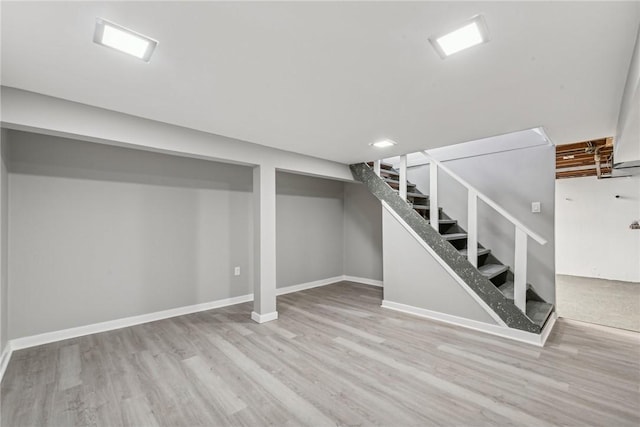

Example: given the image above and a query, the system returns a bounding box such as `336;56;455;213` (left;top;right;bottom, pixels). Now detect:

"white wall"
616;24;640;164
407;144;556;303
343;183;383;281
276;172;345;287
556;175;640;282
0;130;8;354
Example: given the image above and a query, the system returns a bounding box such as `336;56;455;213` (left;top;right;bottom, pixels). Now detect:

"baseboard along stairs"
352;161;554;336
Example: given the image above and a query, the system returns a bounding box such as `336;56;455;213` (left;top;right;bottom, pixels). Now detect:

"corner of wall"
341;182;383;282
0;128;9;355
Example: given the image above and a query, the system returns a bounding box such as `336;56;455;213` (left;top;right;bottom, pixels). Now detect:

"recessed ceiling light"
370;139;397;148
429;15;489;59
93;18;158;62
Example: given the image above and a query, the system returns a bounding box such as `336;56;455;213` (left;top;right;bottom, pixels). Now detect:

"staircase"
357;161;554;333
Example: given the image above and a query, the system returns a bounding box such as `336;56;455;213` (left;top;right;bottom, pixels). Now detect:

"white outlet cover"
531;202;541;213
234;266;241;276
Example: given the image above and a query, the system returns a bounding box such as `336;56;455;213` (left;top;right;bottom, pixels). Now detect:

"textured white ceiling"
1;1;638;164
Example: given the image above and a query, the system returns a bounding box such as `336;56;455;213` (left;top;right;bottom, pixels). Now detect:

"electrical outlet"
531;202;541;213
234;267;241;276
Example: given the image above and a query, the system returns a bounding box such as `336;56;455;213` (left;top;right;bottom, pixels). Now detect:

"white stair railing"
398;152;548;313
399;155;407;200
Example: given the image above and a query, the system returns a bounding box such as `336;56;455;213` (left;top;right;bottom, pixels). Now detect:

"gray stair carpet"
442;233;468;241
478;264;509;279
459;247;491;257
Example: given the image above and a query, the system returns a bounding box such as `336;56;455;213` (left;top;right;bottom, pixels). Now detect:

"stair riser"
487;270;509;287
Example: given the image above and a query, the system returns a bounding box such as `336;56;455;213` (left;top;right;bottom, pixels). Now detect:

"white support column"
467;190;478;267
429;162;439;231
514;227;528;313
252;164;278;323
399;155;407;201
373;160;381;177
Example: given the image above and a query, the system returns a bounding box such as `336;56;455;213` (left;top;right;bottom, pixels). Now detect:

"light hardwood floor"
2;281;639;426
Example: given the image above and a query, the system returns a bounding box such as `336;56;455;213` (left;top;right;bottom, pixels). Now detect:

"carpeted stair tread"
459;247;491;258
478;263;509;279
526;300;554;327
441;232;468;241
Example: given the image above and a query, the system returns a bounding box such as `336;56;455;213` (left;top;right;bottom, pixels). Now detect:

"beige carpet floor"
556;274;640;332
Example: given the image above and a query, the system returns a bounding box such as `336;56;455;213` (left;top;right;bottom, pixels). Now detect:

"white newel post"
399;155;407;201
514;227;528;312
429;161;439;231
467;190;478;267
373;160;381;177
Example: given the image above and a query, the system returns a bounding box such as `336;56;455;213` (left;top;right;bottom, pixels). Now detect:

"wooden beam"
555;138;609;153
556;168;612;179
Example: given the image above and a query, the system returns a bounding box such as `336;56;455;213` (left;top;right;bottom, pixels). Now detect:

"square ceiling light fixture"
93;18;158;62
429;15;489;59
370;139;397;148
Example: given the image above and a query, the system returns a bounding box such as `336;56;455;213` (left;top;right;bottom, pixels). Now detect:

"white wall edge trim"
251;311;279;323
9;293;254;352
276;276;345;296
539;312;557;346
0;344;12;382
342;275;383;287
381;201;506;327
381;300;552;347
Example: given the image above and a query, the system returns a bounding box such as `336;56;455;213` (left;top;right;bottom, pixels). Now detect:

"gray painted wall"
343;183;383;281
407;145;556;303
382;208;498;324
276;172;345;288
8;131;256;338
0;130;8;353
6;131;358;339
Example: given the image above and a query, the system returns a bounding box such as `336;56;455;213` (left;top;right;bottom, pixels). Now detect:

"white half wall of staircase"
556;175;640;282
343;183;383;282
407;144;556;303
382;208;499;325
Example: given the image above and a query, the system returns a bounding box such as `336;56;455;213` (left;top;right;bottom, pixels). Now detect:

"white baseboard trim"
342;275;383;287
381;300;555;347
0;343;13;382
539;312;557;346
5;276;362;353
2;274;383;382
251;311;279;323
9;293;254;352
276;275;345;296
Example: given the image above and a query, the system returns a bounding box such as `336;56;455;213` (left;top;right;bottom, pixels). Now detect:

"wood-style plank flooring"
2;281;639;426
